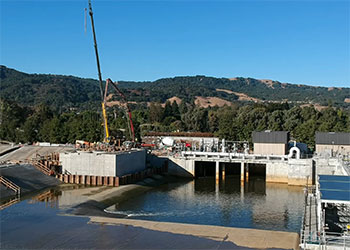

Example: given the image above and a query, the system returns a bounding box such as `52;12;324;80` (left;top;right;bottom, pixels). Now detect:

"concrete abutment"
167;155;320;186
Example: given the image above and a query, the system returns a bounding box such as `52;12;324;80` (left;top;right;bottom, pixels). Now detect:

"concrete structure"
60;150;146;177
167;151;314;185
167;150;349;186
252;131;290;155
315;132;350;156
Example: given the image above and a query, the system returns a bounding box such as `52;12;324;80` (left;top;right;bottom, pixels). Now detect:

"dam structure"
167;150;348;186
154;131;350;186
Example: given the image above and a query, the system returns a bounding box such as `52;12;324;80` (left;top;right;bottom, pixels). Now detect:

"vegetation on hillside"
1;66;349;110
1;99;349;150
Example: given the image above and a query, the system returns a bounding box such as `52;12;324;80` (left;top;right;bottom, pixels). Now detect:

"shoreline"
67;174;300;250
88;216;300;250
71;174;180;217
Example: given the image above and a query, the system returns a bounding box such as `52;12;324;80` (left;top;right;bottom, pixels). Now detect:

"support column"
221;163;225;181
241;162;245;182
215;161;220;181
215;161;220;199
245;164;249;182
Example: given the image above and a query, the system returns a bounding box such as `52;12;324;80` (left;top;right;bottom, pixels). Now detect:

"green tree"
148;103;164;123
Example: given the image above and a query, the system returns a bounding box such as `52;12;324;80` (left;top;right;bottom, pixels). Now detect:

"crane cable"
84;8;87;34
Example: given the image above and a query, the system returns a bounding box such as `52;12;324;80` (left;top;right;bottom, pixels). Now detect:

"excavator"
88;0;135;145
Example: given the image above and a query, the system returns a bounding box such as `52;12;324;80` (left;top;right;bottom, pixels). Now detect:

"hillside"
1;66;349;109
0;66;100;109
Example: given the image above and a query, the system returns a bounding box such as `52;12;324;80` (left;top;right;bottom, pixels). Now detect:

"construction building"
315;132;350;156
252;131;290;155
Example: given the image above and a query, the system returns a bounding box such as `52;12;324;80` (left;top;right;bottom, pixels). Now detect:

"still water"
105;177;304;232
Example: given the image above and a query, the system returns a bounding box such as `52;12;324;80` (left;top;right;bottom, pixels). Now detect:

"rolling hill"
1;65;349;110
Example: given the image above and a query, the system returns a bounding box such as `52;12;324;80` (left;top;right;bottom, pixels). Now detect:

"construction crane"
88;0;135;144
88;0;110;143
104;78;135;142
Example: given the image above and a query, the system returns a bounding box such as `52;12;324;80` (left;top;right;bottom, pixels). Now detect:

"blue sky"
1;0;349;87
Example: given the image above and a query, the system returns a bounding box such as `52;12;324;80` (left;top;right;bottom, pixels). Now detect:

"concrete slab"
0;145;74;162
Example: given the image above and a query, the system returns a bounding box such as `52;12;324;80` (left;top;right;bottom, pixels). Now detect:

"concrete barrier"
57;165;167;187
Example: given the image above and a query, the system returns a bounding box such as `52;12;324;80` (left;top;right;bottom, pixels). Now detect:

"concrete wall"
148;154;168;168
287;159;313;186
253;143;287;155
168;157;194;178
60;152;116;176
116;150;146;177
314;157;345;176
60;150;146;177
316;144;350;155
265;159;314;186
266;162;289;184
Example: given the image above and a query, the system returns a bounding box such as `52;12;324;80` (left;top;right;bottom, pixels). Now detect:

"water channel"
1;176;305;248
105;177;304;232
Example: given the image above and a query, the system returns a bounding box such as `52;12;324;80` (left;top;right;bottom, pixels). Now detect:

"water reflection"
219;176;242;194
106;177;304;232
194;177;216;193
244;177;266;195
6;177;304;232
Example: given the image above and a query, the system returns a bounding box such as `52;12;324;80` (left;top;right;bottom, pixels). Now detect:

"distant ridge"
1;65;349;109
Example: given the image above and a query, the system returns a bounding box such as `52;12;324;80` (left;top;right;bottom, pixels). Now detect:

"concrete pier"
215;161;219;181
240;162;244;182
245;164;249;182
221;163;225;180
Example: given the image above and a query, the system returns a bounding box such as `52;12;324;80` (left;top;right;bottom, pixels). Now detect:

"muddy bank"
72;174;180;217
68;175;300;249
89;216;300;250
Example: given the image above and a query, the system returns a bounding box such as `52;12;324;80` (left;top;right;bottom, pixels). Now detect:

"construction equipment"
88;0;110;143
104;78;135;142
88;0;134;144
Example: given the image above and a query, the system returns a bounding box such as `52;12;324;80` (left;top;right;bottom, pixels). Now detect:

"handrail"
0;197;20;210
300;230;350;247
0;176;20;195
31;160;51;175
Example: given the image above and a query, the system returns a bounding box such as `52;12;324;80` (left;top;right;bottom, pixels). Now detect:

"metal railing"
179;151;289;162
0;197;20;210
30;160;51;175
301;230;350;248
0;176;20;195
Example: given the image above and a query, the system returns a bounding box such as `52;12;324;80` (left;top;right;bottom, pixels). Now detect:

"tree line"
1;99;349;149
